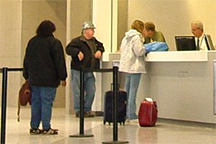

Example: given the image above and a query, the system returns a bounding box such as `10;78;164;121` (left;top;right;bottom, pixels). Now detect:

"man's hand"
78;51;84;61
94;51;102;59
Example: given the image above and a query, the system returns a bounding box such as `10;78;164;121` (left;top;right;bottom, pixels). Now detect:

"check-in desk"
101;51;216;124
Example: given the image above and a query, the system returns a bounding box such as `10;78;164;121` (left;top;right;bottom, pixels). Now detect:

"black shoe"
84;112;95;118
75;112;80;118
75;112;94;118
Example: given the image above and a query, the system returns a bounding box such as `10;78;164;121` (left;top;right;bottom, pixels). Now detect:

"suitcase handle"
110;83;120;91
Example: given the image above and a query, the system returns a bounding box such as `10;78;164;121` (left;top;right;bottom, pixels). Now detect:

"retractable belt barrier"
69;67;128;143
69;67;112;138
0;68;23;144
0;67;128;144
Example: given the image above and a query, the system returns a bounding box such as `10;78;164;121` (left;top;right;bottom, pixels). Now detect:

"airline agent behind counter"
191;20;215;50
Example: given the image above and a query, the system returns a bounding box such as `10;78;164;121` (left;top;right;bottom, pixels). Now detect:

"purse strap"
17;100;21;122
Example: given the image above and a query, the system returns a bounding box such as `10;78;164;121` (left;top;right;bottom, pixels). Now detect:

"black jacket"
66;36;105;70
23;35;67;87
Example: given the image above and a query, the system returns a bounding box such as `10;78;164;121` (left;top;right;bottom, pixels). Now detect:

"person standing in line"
66;21;105;118
119;20;146;121
143;22;166;44
23;20;67;135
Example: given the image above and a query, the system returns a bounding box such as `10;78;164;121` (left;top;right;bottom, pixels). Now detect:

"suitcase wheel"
103;121;112;125
119;121;125;125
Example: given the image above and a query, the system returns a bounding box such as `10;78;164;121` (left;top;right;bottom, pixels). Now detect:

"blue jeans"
124;73;141;120
30;86;56;130
71;70;96;113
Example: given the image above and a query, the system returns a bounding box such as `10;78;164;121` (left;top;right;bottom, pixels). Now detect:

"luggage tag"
145;98;153;102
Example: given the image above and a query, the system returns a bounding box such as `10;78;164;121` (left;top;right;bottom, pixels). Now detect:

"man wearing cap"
66;21;105;117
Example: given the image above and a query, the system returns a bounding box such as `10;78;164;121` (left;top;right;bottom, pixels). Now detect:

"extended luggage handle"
110;83;120;91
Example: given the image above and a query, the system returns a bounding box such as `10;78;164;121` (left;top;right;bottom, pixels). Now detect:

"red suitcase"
138;99;158;126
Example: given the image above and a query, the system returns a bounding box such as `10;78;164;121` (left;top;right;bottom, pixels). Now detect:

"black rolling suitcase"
103;90;127;125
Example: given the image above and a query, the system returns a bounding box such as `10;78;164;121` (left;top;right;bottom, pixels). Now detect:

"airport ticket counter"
98;51;216;124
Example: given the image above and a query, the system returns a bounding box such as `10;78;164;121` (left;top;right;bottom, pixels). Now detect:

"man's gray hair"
191;20;204;31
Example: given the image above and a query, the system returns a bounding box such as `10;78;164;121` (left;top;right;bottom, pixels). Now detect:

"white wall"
128;0;216;51
0;0;67;107
93;0;112;53
22;0;67;108
1;0;215;109
0;0;22;107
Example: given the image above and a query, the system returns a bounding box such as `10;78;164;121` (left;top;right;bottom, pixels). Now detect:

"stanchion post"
113;66;118;141
103;66;129;144
1;67;8;144
69;67;94;138
80;67;84;135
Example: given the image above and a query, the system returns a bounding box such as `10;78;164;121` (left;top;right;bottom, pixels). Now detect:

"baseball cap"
82;21;96;30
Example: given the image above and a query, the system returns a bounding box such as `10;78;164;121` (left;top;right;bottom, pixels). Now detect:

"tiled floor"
3;108;216;144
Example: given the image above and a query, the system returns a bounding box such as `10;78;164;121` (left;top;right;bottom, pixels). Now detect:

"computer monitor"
175;36;196;51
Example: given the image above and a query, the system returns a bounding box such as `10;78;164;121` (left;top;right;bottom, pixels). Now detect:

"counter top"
146;51;208;62
105;51;211;62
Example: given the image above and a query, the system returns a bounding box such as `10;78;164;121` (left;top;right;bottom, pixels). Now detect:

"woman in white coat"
119;20;146;120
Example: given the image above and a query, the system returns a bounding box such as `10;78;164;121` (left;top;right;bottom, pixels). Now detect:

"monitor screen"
175;36;196;51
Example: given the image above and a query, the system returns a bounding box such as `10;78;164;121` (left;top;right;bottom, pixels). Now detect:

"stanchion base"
102;140;129;144
69;134;94;138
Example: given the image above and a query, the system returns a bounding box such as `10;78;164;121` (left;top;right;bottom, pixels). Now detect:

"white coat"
119;29;146;73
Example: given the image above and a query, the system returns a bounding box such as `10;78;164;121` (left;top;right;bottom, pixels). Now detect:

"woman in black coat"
23;20;67;135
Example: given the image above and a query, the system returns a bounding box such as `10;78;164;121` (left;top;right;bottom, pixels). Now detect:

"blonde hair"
131;20;144;33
